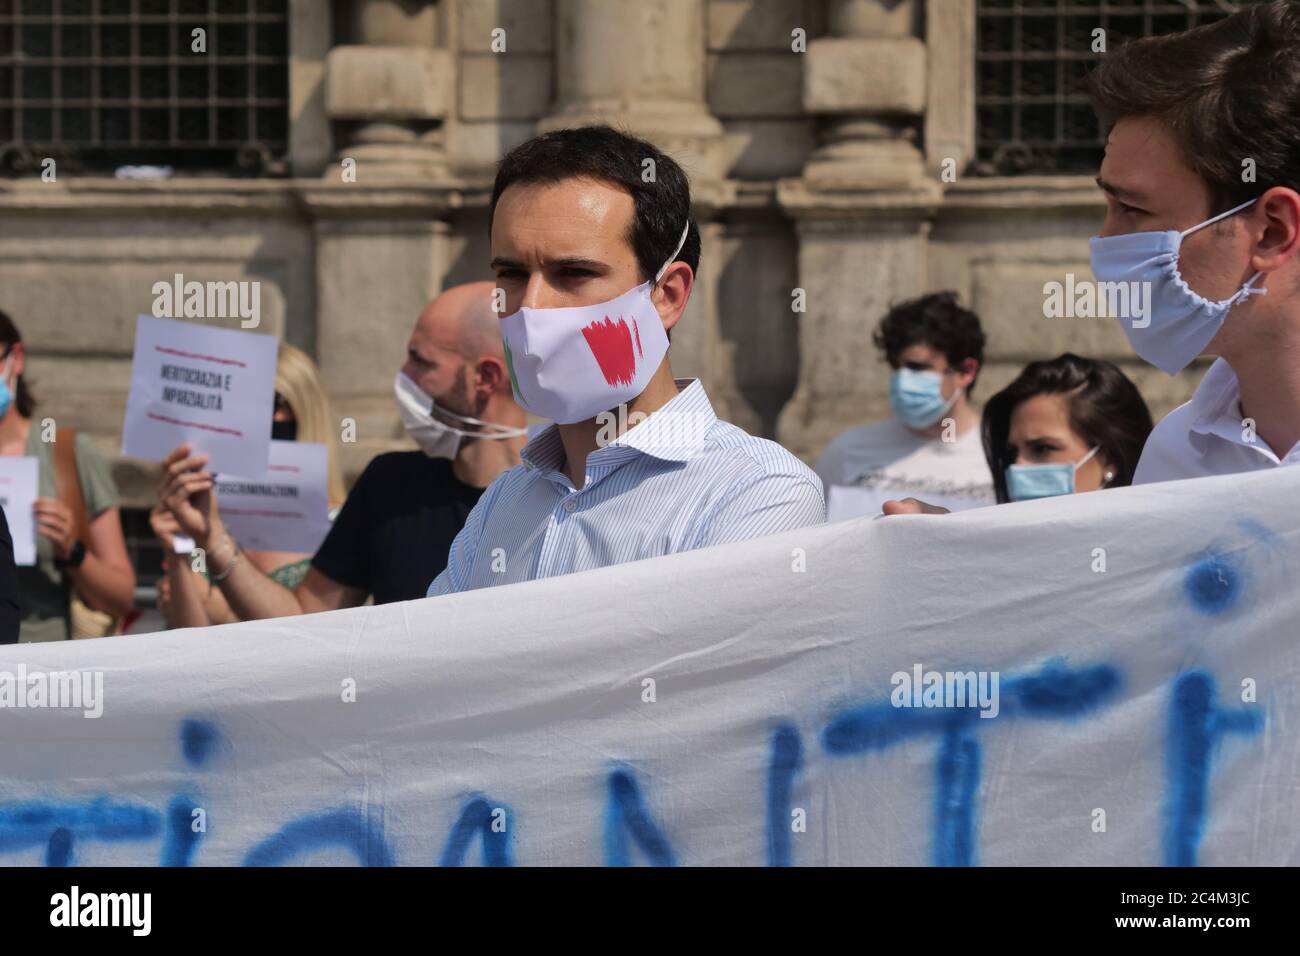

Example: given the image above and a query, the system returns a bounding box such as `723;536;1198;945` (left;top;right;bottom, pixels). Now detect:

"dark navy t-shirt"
312;451;484;605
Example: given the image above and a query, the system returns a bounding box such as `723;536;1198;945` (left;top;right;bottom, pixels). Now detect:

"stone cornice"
777;177;945;222
0;177;480;220
0;173;1108;222
293;179;470;219
940;174;1105;215
0;178;304;217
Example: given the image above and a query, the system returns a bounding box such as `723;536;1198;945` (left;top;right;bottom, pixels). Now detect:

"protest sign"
213;441;331;555
0;465;1296;866
0;457;38;566
121;315;277;477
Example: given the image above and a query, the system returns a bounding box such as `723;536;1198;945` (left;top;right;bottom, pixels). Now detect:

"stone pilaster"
296;181;464;474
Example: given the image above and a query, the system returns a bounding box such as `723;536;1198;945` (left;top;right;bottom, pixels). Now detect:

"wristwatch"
55;540;87;569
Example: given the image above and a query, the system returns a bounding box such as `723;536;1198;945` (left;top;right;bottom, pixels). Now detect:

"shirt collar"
1188;358;1243;435
605;378;716;463
1184;358;1300;463
519;422;565;473
519;378;717;473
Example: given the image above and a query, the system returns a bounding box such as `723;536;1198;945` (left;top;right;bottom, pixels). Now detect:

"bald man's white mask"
499;222;689;424
394;371;526;460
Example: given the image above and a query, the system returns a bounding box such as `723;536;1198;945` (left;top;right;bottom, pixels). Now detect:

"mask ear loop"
653;221;691;286
1178;197;1269;306
1074;445;1101;472
1179;197;1259;239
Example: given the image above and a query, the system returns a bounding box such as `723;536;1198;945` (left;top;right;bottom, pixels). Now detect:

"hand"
33;497;77;560
158;443;222;547
149;503;182;551
881;497;952;516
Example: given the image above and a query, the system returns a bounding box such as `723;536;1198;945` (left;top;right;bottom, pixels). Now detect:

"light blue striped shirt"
426;379;825;595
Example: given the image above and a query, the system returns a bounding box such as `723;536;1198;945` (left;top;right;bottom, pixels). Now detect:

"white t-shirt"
815;418;996;520
1134;358;1300;484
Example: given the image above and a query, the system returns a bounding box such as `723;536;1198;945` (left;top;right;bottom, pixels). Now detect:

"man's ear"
1253;185;1300;275
956;357;979;390
653;262;693;333
478;356;507;395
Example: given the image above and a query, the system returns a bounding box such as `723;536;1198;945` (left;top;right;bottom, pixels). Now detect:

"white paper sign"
214;441;330;555
0;465;1297;866
121;315;277;477
0;456;38;566
827;484;991;521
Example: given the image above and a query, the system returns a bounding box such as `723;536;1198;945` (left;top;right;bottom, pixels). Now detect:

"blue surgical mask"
1089;198;1266;375
1006;446;1100;502
0;355;13;419
889;368;960;429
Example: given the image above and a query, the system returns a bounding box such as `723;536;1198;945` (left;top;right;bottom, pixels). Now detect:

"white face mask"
393;370;526;460
1089;197;1266;374
499;221;690;425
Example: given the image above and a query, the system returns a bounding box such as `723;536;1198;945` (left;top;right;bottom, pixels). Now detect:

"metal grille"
973;0;1253;175
0;0;289;176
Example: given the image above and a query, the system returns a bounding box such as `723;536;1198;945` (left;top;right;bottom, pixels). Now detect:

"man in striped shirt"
427;126;825;596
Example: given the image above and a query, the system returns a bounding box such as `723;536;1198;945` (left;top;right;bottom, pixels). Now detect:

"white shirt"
814;417;995;520
427;379;826;595
1134;358;1300;484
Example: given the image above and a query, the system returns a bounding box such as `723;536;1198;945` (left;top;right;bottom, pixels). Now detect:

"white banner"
0;465;1296;866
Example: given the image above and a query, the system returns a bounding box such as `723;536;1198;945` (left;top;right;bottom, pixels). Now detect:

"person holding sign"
157;282;527;618
0;310;136;642
427;126;825;597
151;343;346;627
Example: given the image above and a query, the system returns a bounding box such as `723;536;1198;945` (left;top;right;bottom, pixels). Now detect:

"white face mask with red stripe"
498;222;689;425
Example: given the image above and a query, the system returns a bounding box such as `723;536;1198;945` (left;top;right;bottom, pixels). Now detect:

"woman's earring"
1103;470;1115;485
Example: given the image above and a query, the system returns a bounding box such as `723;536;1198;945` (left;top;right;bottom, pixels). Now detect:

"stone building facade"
0;0;1215;553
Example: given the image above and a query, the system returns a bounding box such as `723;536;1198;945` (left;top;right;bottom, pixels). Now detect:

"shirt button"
563;499;578;513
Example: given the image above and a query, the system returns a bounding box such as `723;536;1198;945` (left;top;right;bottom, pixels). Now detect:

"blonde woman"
152;342;345;627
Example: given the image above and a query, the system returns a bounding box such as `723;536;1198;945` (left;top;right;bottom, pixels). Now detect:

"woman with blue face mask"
981;354;1154;504
0;309;137;641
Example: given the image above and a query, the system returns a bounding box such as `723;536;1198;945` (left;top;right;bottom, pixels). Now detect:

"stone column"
537;0;728;179
324;0;454;179
776;0;940;463
298;185;463;478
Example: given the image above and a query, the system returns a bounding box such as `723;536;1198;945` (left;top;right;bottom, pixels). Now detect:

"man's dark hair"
0;309;35;418
1087;0;1300;212
981;353;1154;504
489;125;700;283
872;292;987;396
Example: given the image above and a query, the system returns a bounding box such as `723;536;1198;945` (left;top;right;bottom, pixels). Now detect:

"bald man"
157;282;528;618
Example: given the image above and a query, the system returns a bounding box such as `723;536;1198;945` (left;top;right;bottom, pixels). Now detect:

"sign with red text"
121;315;277;476
216;441;331;555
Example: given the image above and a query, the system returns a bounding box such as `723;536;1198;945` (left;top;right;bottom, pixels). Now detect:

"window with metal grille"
0;0;289;176
973;0;1254;176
